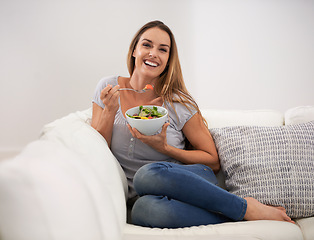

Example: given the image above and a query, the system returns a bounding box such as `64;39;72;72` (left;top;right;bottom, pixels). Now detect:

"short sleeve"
92;76;119;109
166;101;197;131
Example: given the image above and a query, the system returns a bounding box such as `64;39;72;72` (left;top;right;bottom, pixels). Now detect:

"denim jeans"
131;162;247;228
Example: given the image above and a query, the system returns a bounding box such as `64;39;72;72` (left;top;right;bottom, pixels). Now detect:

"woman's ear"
132;48;136;58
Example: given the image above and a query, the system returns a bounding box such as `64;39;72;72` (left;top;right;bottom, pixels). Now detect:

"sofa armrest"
0;108;127;240
40;108;128;199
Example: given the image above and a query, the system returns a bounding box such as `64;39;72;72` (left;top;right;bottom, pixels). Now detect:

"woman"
91;20;293;228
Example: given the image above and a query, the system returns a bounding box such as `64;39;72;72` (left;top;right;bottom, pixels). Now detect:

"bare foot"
243;197;295;224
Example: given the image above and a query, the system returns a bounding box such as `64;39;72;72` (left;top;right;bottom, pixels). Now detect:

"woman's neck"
129;72;157;90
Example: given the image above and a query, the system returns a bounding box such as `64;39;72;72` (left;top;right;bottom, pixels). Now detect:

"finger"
100;84;112;99
110;86;120;100
132;127;144;139
112;85;120;93
161;122;170;133
106;85;120;102
127;124;135;137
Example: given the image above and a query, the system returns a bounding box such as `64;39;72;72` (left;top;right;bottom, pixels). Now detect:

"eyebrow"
142;38;170;48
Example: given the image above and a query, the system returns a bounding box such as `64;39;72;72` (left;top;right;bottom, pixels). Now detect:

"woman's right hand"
100;84;120;114
91;84;120;147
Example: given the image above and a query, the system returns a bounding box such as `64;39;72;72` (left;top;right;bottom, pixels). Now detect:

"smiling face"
132;27;171;80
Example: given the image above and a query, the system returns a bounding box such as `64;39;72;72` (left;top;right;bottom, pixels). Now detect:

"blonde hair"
127;20;207;127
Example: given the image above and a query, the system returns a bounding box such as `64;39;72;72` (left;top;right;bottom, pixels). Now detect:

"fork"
118;88;148;93
118;84;154;93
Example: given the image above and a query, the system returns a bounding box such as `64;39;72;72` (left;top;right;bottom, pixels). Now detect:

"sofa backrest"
201;109;284;128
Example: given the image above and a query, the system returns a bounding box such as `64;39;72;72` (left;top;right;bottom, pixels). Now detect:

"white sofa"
0;106;313;240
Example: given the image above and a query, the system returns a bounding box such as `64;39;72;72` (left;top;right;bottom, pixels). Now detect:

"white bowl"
125;105;168;135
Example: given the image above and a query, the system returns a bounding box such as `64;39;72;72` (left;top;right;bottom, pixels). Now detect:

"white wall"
192;0;314;110
1;0;313;156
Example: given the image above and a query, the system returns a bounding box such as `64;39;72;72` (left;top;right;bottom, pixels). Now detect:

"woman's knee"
131;195;157;227
133;162;172;196
131;195;178;228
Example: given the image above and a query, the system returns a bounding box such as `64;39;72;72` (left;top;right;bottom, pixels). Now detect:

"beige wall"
1;0;313;157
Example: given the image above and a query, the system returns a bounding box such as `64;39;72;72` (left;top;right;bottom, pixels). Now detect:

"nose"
149;48;157;57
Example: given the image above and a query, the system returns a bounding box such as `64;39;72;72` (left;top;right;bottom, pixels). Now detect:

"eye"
143;42;151;48
160;48;168;53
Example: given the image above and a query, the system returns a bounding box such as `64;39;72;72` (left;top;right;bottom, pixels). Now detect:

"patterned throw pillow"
210;121;314;218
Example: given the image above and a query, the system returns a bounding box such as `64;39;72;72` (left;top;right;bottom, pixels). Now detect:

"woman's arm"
128;113;220;173
91;84;120;147
180;113;220;171
164;113;220;172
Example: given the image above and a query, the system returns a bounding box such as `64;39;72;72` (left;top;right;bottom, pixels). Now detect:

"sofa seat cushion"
123;220;302;240
210;121;314;218
296;216;314;240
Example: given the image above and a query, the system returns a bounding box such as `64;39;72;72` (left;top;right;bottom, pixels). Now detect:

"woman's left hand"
127;122;170;154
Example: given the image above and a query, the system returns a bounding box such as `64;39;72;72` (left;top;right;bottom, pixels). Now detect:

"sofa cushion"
201;108;285;189
210;121;314;218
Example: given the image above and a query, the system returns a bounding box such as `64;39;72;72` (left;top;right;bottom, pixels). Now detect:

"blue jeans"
131;162;247;228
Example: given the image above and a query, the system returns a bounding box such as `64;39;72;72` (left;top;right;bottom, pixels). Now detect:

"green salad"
127;106;165;119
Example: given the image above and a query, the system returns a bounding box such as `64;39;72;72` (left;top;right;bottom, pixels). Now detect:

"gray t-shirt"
92;76;197;198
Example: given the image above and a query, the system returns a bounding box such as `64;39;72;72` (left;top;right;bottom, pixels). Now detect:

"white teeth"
145;60;158;67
